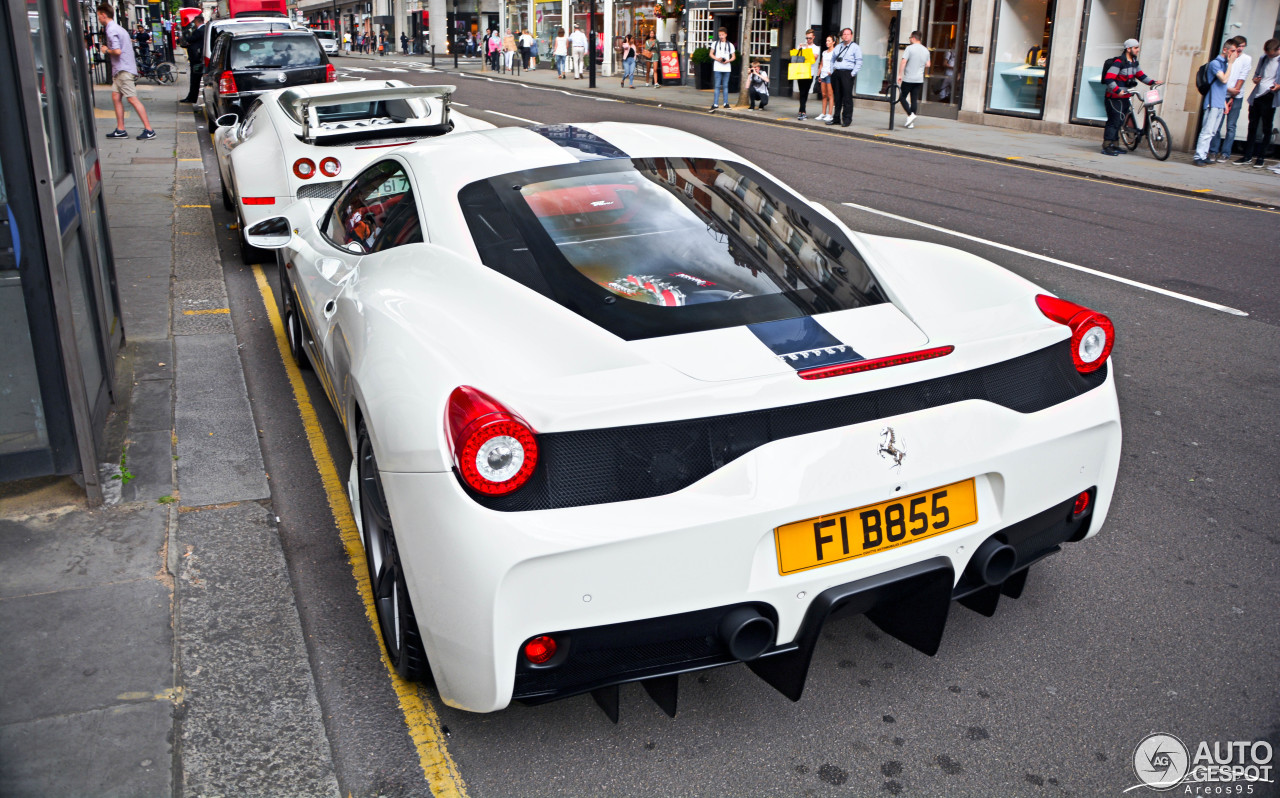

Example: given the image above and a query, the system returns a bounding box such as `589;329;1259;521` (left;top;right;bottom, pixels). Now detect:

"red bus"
216;0;288;19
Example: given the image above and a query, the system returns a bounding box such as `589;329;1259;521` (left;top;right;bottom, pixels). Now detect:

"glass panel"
922;0;967;104
61;0;95;155
1073;0;1142;122
61;232;105;406
229;35;323;68
28;0;72;178
87;193;119;339
987;0;1055;115
0;158;52;456
855;0;892;96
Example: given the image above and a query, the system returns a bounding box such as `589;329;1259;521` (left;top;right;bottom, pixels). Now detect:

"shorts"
820;76;832;85
112;70;137;99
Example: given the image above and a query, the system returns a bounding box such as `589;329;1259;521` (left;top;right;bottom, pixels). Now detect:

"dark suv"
202;30;333;120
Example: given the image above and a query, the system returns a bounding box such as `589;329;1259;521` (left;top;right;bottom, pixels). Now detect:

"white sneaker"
905;113;916;125
905;120;914;128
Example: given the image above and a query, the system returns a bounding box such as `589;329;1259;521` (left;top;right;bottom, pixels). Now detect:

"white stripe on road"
841;202;1249;317
483;109;540;124
456;73;619;102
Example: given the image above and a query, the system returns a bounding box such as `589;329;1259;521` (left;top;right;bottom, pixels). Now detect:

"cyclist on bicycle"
1102;38;1162;156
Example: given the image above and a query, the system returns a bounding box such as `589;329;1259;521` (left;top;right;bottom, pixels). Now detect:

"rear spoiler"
299;84;456;144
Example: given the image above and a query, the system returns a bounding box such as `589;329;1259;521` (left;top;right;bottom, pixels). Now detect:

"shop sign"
659;46;681;80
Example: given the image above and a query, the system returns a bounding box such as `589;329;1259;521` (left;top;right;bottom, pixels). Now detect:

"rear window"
460;158;885;340
230;36;321;68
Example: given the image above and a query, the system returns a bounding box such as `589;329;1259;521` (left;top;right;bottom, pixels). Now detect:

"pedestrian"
747;60;769;109
1236;38;1280;167
96;3;155;139
554;27;568;77
829;27;861;127
817;34;835;120
1099;37;1160;155
529;33;538;69
620;34;637;88
708;27;735;111
134;22;150;59
794;28;818;120
380;29;388;56
502;30;517;72
1194;39;1239;166
488;29;502;71
896;31;929;128
569;23;587;78
519;29;533;70
1209;36;1250;162
645;34;660;87
401;31;408;55
180;13;204;103
343;32;350;52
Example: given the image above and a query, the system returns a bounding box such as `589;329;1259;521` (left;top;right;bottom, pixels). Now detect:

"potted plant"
690;46;712;90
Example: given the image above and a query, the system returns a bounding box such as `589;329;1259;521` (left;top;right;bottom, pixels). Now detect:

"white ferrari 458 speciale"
244;120;1123;718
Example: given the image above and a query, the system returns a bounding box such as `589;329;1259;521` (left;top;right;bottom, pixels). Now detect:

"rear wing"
298;85;457;144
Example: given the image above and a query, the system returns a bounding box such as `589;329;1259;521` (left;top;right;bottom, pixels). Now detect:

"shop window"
855;0;893;96
1072;0;1143;123
986;0;1056;116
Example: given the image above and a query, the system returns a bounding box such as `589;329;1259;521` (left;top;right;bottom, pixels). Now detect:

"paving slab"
121;429;176;504
176;501;339;798
129;378;174;432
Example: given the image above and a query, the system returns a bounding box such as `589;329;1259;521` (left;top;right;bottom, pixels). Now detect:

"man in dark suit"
181;14;205;104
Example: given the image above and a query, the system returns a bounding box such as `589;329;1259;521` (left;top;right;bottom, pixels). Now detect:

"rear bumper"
379;366;1121;713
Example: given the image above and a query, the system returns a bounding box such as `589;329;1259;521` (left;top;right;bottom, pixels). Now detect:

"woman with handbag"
818;35;835;121
620;35;637;88
645;35;661;87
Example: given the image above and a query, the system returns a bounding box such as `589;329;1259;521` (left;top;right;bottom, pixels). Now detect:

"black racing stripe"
748;317;863;370
529;124;628;161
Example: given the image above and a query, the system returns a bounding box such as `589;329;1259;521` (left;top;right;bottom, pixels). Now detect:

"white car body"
312;29;338;55
213;81;494;236
255;122;1123;716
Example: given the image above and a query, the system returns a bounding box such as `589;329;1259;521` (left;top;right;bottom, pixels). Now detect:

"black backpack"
1099;56;1120;85
1195;61;1213;94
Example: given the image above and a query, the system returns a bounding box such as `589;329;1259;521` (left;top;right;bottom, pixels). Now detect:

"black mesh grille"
474;340;1107;512
297;181;344;199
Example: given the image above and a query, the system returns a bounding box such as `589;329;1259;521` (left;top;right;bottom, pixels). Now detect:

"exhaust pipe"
968;537;1017;587
719;607;775;662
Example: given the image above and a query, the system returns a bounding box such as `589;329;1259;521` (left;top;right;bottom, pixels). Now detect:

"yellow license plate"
774;478;978;575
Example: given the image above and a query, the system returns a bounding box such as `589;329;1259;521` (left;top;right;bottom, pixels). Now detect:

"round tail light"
1073;490;1091;516
446;386;538;496
292;158;316;179
1035;295;1115;374
523;635;557;665
319;157;341;177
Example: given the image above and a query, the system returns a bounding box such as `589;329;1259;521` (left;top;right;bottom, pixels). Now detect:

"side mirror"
214;113;239;128
245;216;292;249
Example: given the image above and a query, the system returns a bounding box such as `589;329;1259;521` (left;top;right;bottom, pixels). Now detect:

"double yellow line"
250;265;469;798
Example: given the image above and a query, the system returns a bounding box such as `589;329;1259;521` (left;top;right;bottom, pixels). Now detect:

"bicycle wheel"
1120;115;1139;151
1146;114;1172;161
157;63;174;84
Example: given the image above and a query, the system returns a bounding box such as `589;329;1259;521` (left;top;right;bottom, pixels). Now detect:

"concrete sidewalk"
338;51;1280;209
0;61;338;797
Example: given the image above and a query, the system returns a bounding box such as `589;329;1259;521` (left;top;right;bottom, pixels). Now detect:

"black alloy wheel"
280;281;311;371
357;423;431;681
219;168;233;211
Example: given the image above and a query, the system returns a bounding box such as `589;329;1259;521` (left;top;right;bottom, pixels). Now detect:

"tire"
218;169;233;211
357;423;430;681
281;284;311;371
1146;115;1172;161
157;63;174;84
1120;116;1139;151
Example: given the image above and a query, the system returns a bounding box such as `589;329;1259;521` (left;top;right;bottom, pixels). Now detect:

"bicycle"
136;50;175;84
1119;87;1171;161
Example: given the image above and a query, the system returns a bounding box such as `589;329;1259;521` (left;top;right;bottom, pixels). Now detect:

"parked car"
311;28;338;55
201;29;333;123
214;81;493;261
244;122;1122;718
200;15;296;71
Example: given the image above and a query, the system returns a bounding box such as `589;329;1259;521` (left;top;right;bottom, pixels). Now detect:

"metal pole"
453;0;458;66
588;0;595;87
886;8;899;131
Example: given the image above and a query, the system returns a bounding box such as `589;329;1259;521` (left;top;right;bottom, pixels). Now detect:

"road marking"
483;109;540;123
183;308;230;315
179;158;202;161
841;201;1250;317
180;204;211;208
1192;188;1213;193
249;265;469;798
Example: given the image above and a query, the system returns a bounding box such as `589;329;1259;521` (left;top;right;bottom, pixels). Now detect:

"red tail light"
241;197;275;205
292;158;316;179
797;346;955;381
217;70;237;94
523;635;557;665
446;386;538;496
325;63;336;82
1072;490;1091;516
1035;295;1115;374
319;157;341;177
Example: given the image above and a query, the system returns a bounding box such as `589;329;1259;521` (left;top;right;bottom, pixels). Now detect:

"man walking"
400;32;408;55
569;23;588;78
97;3;155;139
1236;39;1280;168
1194;39;1238;166
828;27;861;127
1100;37;1160;155
1208;36;1250;162
897;30;929;128
180;13;204;103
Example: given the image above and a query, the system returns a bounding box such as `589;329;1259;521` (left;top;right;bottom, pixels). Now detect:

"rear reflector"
523;635;557;665
1073;491;1091;516
797;346;955;380
241;197;275;205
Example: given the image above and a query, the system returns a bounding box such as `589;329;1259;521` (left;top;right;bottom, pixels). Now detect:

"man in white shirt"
828;27;862;127
896;31;929;128
569;23;588;78
1236;38;1280;168
1208;36;1250;163
708;27;735;111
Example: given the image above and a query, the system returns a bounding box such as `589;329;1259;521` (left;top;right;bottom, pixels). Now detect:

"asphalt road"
202;61;1280;798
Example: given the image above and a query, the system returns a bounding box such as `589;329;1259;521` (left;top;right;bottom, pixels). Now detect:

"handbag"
787;61;810;81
